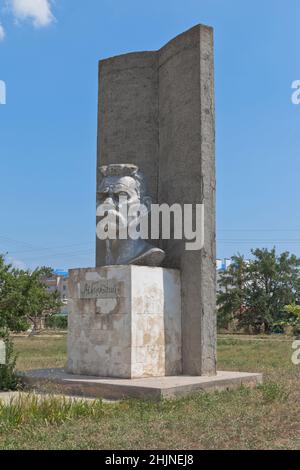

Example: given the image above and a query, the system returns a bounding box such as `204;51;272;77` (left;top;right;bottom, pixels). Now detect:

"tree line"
217;248;300;335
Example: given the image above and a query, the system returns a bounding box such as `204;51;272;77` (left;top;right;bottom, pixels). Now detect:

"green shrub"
45;315;68;330
270;321;286;334
0;330;19;391
283;304;300;336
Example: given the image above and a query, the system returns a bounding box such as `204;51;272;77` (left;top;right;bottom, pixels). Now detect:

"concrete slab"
19;369;263;401
0;391;116;405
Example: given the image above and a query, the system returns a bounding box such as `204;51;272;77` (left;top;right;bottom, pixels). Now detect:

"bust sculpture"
97;164;165;267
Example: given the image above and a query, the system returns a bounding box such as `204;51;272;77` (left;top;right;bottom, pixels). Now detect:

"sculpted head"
96;163;165;266
97;164;150;232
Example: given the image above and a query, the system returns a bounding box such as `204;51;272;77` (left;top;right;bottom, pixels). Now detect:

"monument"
22;24;262;399
95;24;217;377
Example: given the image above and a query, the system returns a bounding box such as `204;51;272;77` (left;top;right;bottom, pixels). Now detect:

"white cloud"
11;0;55;28
0;23;5;41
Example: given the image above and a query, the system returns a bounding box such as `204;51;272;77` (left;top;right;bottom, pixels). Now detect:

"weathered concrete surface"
158;25;216;376
20;369;263;401
96;24;216;376
158;26;216;375
67;266;181;378
97;52;159;202
0;391;111;404
96;52;159;267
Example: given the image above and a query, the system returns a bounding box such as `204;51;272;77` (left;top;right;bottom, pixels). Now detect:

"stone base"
20;369;263;401
68;266;182;378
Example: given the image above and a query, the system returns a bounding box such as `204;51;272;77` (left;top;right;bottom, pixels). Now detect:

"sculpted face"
96;163;165;266
97;175;142;232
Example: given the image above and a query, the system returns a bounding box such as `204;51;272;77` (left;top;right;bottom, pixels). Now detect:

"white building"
44;269;69;314
216;259;232;271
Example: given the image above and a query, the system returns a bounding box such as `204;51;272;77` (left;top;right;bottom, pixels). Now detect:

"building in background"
44;269;69;315
216;259;232;271
216;259;232;293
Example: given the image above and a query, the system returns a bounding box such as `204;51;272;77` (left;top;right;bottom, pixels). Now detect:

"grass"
0;394;104;427
13;334;66;371
0;334;299;449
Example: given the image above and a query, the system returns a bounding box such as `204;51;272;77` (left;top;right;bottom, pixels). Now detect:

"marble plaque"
79;280;118;299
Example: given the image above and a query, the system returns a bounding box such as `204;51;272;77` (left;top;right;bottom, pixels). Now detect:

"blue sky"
0;0;300;270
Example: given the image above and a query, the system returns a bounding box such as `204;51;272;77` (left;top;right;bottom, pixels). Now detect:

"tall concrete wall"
97;52;159;201
96;52;159;266
96;24;216;376
158;25;216;375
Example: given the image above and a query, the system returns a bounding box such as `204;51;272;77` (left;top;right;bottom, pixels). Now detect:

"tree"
0;256;62;334
0;255;27;331
217;248;300;334
10;267;62;335
281;303;300;335
217;254;249;330
0;328;19;390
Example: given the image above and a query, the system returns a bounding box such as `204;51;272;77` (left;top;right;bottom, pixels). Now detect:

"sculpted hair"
99;164;147;199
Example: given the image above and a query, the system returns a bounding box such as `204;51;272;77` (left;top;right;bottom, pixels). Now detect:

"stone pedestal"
67;266;182;379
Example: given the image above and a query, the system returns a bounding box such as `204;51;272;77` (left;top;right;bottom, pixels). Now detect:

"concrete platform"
19;369;263;401
0;391;115;405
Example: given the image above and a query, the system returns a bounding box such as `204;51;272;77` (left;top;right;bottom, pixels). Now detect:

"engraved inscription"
80;280;118;299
